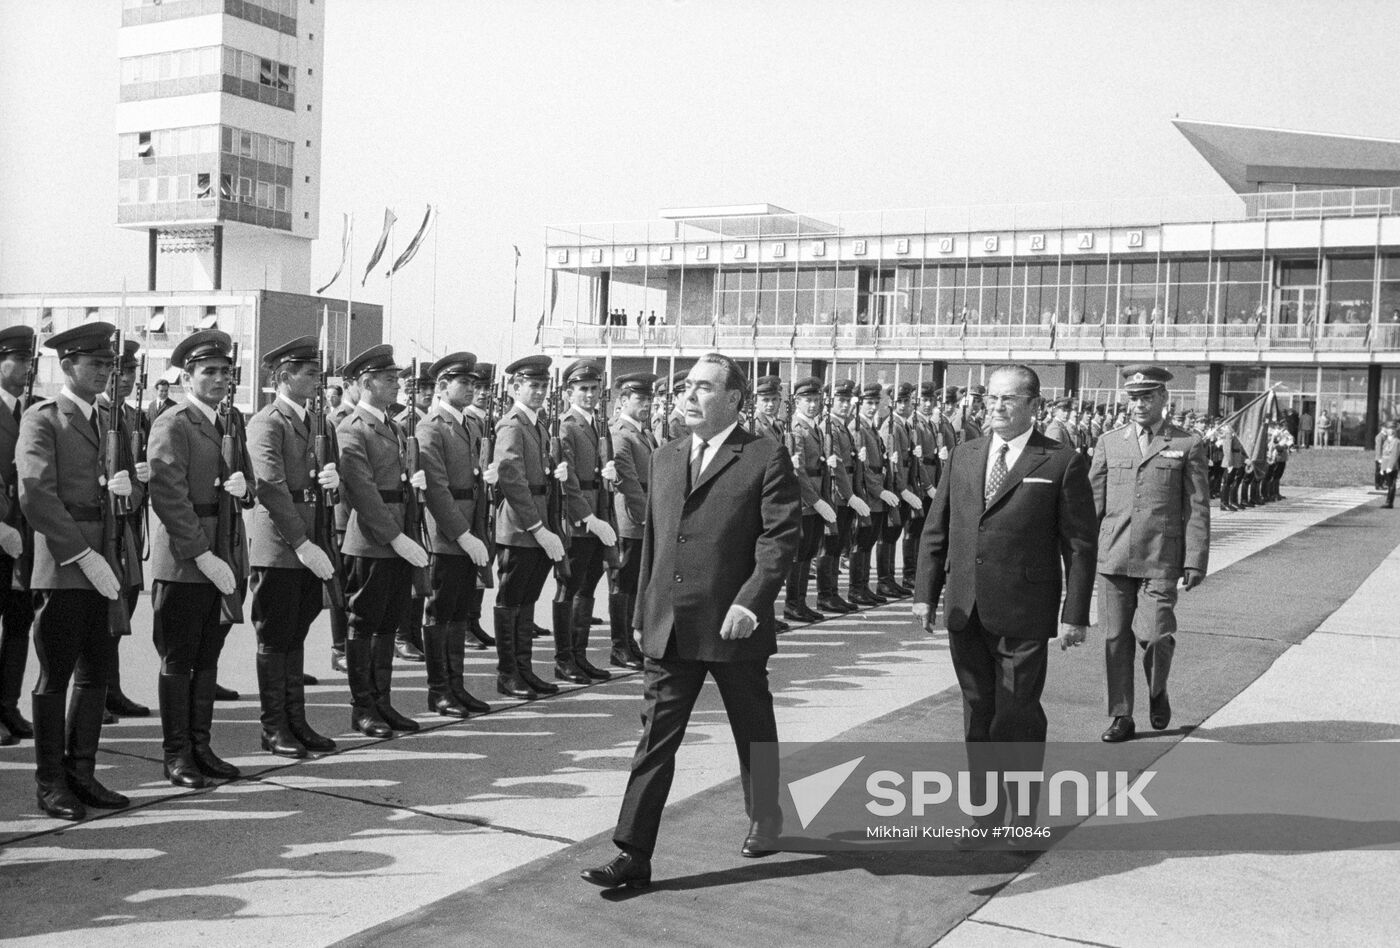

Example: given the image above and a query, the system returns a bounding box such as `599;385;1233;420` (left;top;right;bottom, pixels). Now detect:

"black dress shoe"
497;675;538;700
214;684;240;701
847;588;880;607
37;784;85;821
467;620;494;648
378;703;421;732
395;638;426;662
1149;691;1171;730
741;818;783;857
815;595;856;614
351;709;394;738
875;580;908;600
102;709;119;725
581;851;651;889
300;673;319;686
1101;716;1136;743
554;660;591;684
589;616;605;626
782;604;824;624
610;650;644;670
0;706;35;737
105;693;150;718
66;773;130;809
774;620;791;635
331;650;349;673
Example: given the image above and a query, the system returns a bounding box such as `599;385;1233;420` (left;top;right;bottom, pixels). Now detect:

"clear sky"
3;0;1398;363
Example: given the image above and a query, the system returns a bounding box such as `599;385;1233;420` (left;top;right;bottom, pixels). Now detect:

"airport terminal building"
541;120;1400;446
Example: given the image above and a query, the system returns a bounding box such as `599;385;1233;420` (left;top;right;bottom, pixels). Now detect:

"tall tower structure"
115;0;324;293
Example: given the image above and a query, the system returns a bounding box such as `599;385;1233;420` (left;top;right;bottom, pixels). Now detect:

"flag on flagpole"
316;213;353;295
1220;388;1279;469
361;208;396;286
387;205;435;278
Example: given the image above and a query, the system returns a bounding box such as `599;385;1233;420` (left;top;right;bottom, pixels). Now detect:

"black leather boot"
494;606;535;698
256;651;307;758
573;597;611;681
285;648;335;752
371;634;419;732
424;624;469;718
191;670;240;779
64;686;128;809
0;624;33;738
158;673;207;789
516;608;559;695
608;592;642;669
444;623;490;714
347;638;392;737
847;550;882;606
465;587;492;647
552;600;589;683
103;637;149;718
33;692;85;820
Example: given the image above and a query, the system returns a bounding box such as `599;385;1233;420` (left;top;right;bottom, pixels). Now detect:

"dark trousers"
329;530;348;651
815;506;854;597
558;534;607;602
496;544;551;608
31;589;111;697
343;555;411;640
614;655;780;858
1222;467;1244;507
425;553;477;626
615;537;643;596
0;554;36;710
902;495;931;581
852;513;880;554
151;581;229;675
785;515;824;606
1382;469;1397;506
876;504;907;582
397;594;425;642
1208;463;1223;497
250;567;323;652
1098;574;1177;718
1265;461;1286;500
947;611;1048;744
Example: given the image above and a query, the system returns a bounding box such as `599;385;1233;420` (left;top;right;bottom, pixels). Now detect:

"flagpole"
344;215;354;369
387;227;396;352
511;245;520;357
430;208;439;355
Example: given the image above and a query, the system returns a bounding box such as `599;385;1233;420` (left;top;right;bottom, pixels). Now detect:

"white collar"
276;393;308;421
357;402;387;425
692;419;739;452
60;385;96;420
465;403;487;419
991;426;1034;454
568;404;594;424
513;401;539;425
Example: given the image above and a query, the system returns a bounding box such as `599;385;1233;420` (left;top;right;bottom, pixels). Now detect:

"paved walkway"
0;487;1394;947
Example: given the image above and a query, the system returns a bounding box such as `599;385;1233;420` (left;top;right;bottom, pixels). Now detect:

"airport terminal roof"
1174;119;1400;193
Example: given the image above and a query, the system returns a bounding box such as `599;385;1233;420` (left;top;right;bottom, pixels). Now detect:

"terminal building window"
1325;257;1374;331
122;0;297;37
119;47;222;101
222;48;296;111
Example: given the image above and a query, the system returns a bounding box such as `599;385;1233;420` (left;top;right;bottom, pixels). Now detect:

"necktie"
10;399;19;426
89;408;101;443
1138;425;1151;457
985;443;1008;504
216;414;226;438
689;439;708;493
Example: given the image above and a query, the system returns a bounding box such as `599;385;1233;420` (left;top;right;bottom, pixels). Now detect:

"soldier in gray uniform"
875;383;921;599
849;383;902;605
0;325;37;745
460;361;498;649
245;336;341;758
326;371;358;673
607;372;655;669
902;382;944;588
783;377;836;623
751;375;784;442
1043;396;1078;448
815;379;867;614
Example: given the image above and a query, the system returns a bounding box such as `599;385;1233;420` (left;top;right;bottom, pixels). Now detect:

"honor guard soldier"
553;359;619;684
17;323;135;817
325;370;359;673
944;386;982;444
848;382;902;605
1089;364;1211;743
148;329;251;787
1043;397;1078;449
902;382;943;588
460;361;498;649
782;377;836;623
751;375;784;442
335;344;431;737
390;361;435;662
607;372;655;669
656;372;688;443
875;383;921;599
492;355;567;698
414;351;492;718
814;379;867;613
245;336;342;758
0;325;37;745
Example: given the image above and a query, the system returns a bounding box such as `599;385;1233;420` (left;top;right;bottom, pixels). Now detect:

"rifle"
473;376;498;585
850;403;872;529
596;381;624;571
12;350;39;590
880;410;899;529
310;343;346;610
817;406;839;537
905;410;928;499
128;351;150;547
545;370;571;581
214;341;248;624
101;330;131;636
402;358;432;597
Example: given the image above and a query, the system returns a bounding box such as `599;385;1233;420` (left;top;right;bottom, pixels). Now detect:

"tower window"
137;131;153;158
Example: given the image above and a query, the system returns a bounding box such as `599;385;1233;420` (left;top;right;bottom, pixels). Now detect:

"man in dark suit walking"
582;353;801;889
913;364;1096;828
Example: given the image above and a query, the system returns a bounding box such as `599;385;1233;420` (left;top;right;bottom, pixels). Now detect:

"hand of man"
583;514;616;546
456;530;489;567
107;469;133;498
554;461;569;482
790;452;802;472
1181;568;1205;591
912;444;923;459
879;489;900;507
926;484;938;499
317;463;339;491
409;469;427;492
483;462;500;485
900;488;922;508
134;461;151;484
194;550;237;595
826;453;840;470
939;447;950;461
294;540;335;580
76;549;122;600
848;495;870;518
534;527;565;561
222;470;248;499
389;533;430;568
601;460;618;484
0;523;22;560
1059;624;1088;650
858;447;868;463
718;605;757;641
812;499;837;523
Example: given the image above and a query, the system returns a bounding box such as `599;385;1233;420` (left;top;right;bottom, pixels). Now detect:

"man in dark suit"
146;379;177;427
0;325;38;745
582;352;801;889
913;363;1096;829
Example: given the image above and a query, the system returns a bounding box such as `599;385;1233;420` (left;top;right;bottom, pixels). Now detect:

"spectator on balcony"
1317;410;1332;448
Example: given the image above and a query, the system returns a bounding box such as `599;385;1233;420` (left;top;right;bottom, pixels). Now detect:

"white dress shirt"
985;425;1034;496
276;393;308;422
690;420;739;476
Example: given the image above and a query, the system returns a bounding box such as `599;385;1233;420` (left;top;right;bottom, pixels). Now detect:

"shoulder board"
29;397;58;412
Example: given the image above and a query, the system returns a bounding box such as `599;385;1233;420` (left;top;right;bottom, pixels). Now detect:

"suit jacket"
493;405;549;549
148;400;252;584
560;407;603;534
634;424;801;662
914;430;1097;640
246;398;318;570
610;415;652;540
146;395;177;429
417;404;481;555
336;405;409;559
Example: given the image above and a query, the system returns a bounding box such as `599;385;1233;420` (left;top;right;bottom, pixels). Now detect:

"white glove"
76;549;121;600
901;488;922;508
534;527;565;561
858;446;868;463
813;498;837;523
134;461;151;484
926;484;938;499
0;523;22;560
791;453;802;471
409;469;428;492
294;540;335;581
849;495;871;518
880;489;900;507
554;461;569;482
913;444;923;459
584;514;617;545
317;463;339;491
826;453;839;470
194;550;237;595
483;462;500;485
601;460;618;483
939;446;950;461
455;530;489;567
389;533;430;567
107;469;132;498
222;470;248;499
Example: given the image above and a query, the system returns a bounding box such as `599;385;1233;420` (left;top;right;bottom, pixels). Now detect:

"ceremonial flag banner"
1222;388;1279;467
361;208;396;286
387;205;435;278
316;213;352;295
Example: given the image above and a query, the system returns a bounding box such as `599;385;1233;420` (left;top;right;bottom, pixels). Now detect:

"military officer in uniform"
751;375;784;442
875;384;921;599
652;372;687;445
902;382;943;588
326;370;359;673
1043;397;1077;448
493;355;569;698
335;344;431;737
1089;364;1210;743
815;379;868;613
848;383;901;605
389;362;436;662
245;336;342;758
460;361;498;649
552;360;619;683
16;323;136;818
607;372;655;669
415;351;493;718
783;377;837;622
147;329;252;787
0;325;37;744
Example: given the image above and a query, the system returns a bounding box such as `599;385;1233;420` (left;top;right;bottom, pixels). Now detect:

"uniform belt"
922;458;938;466
449;487;477;500
529;485;547;496
292;488;319;504
378;489;407;504
193;502;219;517
804;467;824;476
845;465;855;473
577;480;598;490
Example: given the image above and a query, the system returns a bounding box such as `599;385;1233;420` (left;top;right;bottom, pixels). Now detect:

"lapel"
272;397;309;454
0;399;16;441
982;433;1052;515
58;393;99;450
183;401;223;453
689;427;743;498
444;408;474;452
1138;422;1173;466
358;404;401;451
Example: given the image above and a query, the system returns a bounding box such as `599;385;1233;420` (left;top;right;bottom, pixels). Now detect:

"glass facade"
122;0;298;37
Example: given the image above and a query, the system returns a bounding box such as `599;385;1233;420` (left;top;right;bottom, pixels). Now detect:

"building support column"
1208;363;1224;417
1063;361;1081;400
213;225;223;291
1366;364;1382;446
930;359;948;392
595;272;610;325
147;229;157;291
